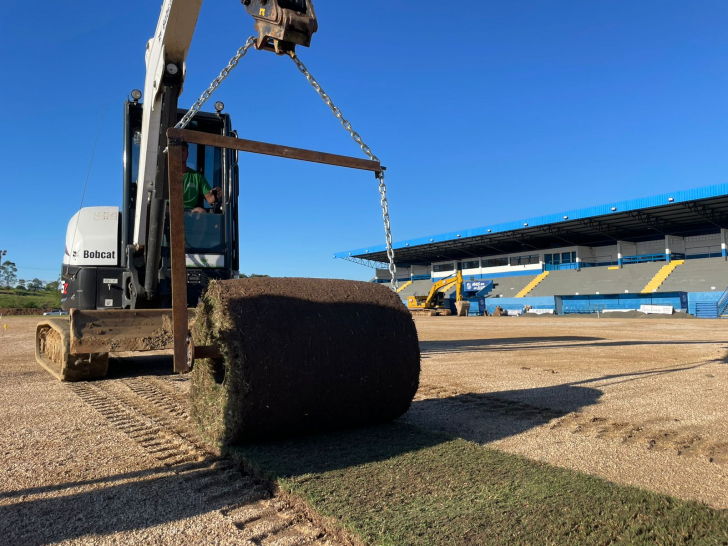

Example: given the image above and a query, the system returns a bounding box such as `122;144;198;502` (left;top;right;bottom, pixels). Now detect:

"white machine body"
132;0;203;247
64;207;120;267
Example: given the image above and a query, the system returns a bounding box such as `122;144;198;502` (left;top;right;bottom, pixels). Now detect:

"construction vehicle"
407;271;470;316
35;0;414;384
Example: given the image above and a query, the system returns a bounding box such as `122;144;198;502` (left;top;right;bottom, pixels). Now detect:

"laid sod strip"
231;423;728;545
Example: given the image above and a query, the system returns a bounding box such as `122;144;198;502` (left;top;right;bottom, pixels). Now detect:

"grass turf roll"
190;277;420;447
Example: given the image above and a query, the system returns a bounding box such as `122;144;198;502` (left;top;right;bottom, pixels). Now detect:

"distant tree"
45;280;60;292
28;278;45;292
238;273;269;279
16;279;26;291
0;261;17;288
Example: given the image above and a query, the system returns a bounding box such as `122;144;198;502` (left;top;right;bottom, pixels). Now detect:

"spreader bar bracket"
168;128;383;174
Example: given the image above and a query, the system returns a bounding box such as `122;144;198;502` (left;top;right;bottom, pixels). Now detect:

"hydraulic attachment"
242;0;318;54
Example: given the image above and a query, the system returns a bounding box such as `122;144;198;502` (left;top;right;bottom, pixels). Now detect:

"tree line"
1;260;268;292
0;261;59;292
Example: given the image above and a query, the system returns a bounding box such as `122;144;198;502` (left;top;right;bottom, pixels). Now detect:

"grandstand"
336;183;728;318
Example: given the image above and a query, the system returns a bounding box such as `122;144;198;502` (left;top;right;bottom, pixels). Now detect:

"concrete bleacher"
528;262;664;297
658;257;728;293
396;258;728;304
398;279;433;300
485;275;539;298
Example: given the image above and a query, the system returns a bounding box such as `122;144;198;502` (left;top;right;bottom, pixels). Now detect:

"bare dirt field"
1;314;727;544
0;317;349;546
406;315;728;509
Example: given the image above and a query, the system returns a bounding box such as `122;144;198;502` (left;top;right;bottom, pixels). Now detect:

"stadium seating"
657;257;728;293
641;260;684;293
482;274;540;299
527;262;664;297
398;279;434;300
397;258;728;308
515;271;549;297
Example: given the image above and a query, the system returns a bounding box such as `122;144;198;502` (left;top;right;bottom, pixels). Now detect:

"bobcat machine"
35;0;413;384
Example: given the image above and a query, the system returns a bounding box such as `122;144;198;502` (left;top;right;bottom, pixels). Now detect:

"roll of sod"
190;277;421;446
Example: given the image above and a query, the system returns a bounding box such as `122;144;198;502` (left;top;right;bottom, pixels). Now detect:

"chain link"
288;51;398;290
175;36;256;130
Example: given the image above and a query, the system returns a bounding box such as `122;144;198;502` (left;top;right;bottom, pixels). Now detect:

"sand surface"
2;313;727;546
405;315;728;508
0;317;347;546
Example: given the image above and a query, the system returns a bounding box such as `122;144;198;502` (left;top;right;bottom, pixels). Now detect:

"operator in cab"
176;142;221;213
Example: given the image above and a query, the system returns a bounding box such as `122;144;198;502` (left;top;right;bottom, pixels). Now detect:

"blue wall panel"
557;292;688;314
483;296;555;315
687;292;722;315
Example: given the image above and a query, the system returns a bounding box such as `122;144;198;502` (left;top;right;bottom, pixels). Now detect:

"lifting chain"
288;51;398;291
175;39;398;290
176;36;257;130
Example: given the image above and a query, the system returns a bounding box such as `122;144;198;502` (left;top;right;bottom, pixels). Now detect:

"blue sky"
1;1;726;283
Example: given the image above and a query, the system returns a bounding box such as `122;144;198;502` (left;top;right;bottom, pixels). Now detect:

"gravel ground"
2;313;727;545
405;315;728;509
0;317;348;546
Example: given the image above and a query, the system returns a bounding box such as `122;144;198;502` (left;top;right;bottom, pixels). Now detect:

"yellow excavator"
407;271;470;316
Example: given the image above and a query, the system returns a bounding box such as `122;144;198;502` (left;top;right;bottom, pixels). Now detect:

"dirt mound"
190;277;421;447
0;308;51;316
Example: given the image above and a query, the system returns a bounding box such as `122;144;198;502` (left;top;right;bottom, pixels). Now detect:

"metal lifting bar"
167;128;383;174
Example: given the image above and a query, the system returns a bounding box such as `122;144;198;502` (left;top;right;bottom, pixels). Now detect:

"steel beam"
167;138;189;374
168;128;382;174
626;209;682;235
340;256;393;269
577;218;620;241
682;201;728;229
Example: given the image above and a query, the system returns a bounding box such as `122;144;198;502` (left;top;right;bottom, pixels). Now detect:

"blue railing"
543;261;616;271
621;253;668;264
543;262;579;271
411;274;431;281
621;253;685;264
717;286;728;317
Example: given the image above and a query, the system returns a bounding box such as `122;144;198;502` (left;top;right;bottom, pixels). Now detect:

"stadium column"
722;229;728;259
665;235;671;264
617;241;623;268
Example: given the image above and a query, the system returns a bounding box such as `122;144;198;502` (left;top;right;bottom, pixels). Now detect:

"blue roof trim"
334;183;728;259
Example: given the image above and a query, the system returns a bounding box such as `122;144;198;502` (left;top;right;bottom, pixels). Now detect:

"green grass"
231;422;728;545
0;289;60;309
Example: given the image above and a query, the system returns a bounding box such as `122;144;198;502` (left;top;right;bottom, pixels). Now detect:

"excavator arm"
132;0;318;302
407;271;468;316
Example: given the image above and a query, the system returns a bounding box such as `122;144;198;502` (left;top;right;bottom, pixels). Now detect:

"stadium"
337;183;728;318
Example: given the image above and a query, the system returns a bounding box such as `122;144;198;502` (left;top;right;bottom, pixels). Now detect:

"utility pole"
0;250;6;289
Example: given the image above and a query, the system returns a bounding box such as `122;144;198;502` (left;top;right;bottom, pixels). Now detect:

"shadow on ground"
420;336;722;356
403;385;600;446
233;380;604;480
0;459;257;546
106;353;175;378
405;361;716;446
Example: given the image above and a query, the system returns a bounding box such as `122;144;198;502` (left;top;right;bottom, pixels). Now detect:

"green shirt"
183;169;212;210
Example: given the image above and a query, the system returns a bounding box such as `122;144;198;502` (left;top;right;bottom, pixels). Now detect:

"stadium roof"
336;184;728;268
